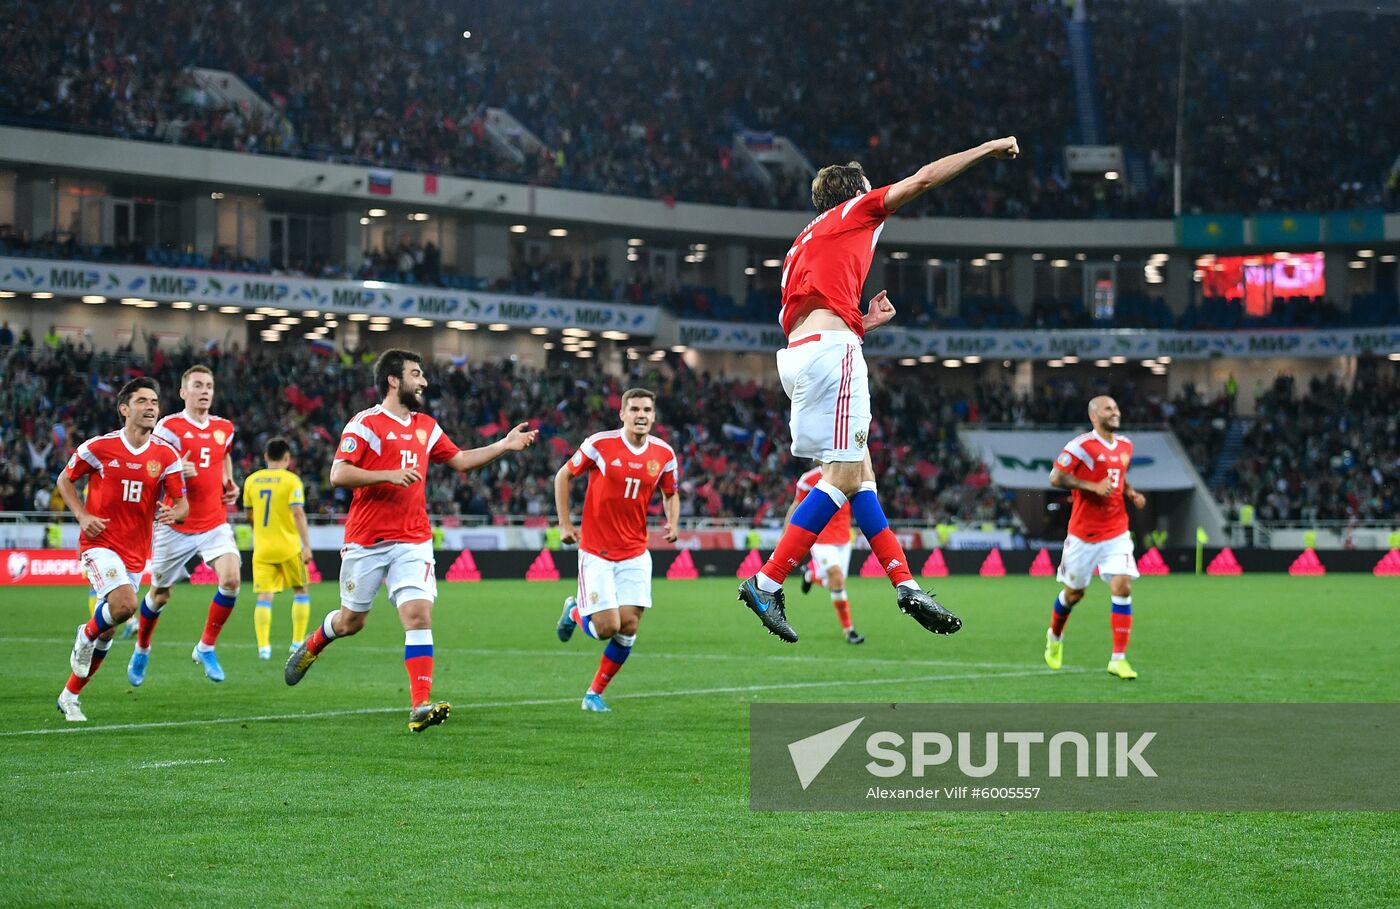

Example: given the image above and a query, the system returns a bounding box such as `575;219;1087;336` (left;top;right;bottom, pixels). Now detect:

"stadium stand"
5;0;1394;218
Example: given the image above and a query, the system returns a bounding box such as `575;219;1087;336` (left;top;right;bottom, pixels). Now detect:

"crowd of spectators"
1221;368;1398;523
2;337;1393;528
1092;0;1400;214
0;340;1019;527
11;0;1394;217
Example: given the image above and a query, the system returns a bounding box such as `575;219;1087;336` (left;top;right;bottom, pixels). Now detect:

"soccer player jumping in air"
1044;396;1147;680
739;137;1019;641
553;388;681;712
284;349;537;732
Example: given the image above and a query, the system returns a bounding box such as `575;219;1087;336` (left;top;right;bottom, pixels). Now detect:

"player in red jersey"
128;365;241;686
1044;396;1148;680
55;378;188;721
791;466;864;644
553;388;681;712
284;349;537;732
739;138;1019;642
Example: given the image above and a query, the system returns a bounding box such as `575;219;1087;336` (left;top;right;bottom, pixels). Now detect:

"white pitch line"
0;636;1037;671
32;757;227;778
0;667;1084;738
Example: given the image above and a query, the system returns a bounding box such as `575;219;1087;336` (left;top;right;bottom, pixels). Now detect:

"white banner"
676;319;1400;359
0;257;658;334
960;429;1198;490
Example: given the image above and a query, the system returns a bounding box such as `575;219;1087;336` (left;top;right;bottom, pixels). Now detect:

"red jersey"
1057;431;1135;542
152;411;236;533
335;406;461;546
568;430;679;561
795;467;852;545
66;430;185;571
779;184;893;337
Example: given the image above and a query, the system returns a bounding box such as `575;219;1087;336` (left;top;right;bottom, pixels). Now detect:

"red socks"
865;528;915;587
200;589;238;647
760;525;820;585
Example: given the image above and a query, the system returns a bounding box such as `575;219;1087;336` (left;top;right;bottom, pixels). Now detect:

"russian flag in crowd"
368;168;394;195
309;338;336;356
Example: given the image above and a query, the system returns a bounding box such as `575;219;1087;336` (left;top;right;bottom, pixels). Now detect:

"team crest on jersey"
854;430;867;449
1057;452;1073;468
213;429;227;445
646;460;660;476
146;460;161;477
416;429;428;445
341;437;358;453
1120;453;1131;466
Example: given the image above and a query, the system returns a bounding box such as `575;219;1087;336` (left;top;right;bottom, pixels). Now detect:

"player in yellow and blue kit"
242;438;314;659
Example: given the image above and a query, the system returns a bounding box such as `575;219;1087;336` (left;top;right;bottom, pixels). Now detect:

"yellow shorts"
253;556;308;594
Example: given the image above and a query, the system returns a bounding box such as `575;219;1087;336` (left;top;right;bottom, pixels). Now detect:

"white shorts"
340;540;436;612
810;543;853;580
776;331;871;463
1057;532;1139;590
577;550;652;616
152;523;241;587
81;548;143;599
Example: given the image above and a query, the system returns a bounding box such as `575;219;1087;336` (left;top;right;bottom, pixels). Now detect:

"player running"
553;388;681;712
56;378;187;721
1044;396;1147;680
738;139;1019;641
284;349;538;732
791;466;863;644
128;365;241;686
243;438;314;660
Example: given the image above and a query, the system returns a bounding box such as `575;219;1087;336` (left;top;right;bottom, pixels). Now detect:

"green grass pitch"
2;575;1397;907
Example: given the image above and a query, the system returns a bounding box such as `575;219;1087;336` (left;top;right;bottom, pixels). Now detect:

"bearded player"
129;365;241;686
553;388;681;712
56;378;187;721
791;466;863;644
1044;396;1147;680
738;138;1019;641
285;349;538;732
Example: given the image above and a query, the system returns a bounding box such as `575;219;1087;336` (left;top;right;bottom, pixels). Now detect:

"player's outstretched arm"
884;137;1019;212
554;463;579;545
447;422;539;473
